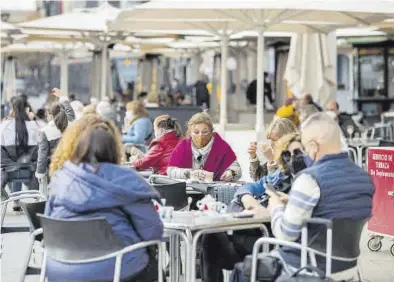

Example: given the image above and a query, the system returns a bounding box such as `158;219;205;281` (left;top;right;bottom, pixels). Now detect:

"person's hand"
220;170;234;182
266;190;287;213
276;191;289;204
190;169;207;181
248;142;257;159
27;112;35;121
251;206;268;218
261;144;275;162
51;88;63;98
241;194;261;210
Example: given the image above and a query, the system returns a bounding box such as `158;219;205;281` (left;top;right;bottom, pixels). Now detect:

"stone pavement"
1;129;393;281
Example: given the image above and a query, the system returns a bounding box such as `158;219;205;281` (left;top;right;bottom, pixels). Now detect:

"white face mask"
154;130;163;138
325;110;338;120
125;111;133;120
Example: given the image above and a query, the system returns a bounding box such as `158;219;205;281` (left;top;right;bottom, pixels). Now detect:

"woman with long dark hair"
35;88;75;182
0;95;40;209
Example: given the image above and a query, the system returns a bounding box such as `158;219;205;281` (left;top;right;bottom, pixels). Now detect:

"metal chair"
1;187;45;233
371;123;393;141
19;201;46;282
249;218;366;282
38;215;163;282
347;146;358;164
149;175;191;211
379;140;394;147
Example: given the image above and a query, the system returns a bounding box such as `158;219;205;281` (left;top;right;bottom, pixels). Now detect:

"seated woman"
1;96;40;210
236;133;310;209
45;117;163;282
132;115;183;175
122;100;153;153
248;118;298;181
35;88;75;182
201;133;311;282
167;112;241;182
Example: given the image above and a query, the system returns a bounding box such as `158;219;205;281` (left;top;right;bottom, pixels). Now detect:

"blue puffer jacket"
45;161;163;282
122;117;153;152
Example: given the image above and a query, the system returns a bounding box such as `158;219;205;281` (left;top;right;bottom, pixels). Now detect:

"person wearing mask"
96;97;117;126
248;118;298;181
0;95;40;210
326;101;360;138
302;94;323;112
122;101;153;153
132;115;183;175
167;111;241;182
35;88;75;182
258;112;373;280
201;132;311;282
45;118;163;282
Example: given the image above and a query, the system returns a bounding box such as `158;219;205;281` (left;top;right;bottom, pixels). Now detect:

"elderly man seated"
258;112;374;279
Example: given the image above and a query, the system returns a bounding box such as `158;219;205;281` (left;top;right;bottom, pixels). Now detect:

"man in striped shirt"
254;112;372;280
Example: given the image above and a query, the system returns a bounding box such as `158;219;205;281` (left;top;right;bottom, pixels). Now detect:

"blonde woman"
45;116;162;282
49;114;104;176
167;111;241;182
248;118;298;181
122;100;153;152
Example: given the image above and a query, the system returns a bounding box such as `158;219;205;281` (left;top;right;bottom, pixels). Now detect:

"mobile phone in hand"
264;183;280;197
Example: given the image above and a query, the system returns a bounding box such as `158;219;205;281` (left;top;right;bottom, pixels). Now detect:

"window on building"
358;48;385;97
388;48;394;98
337;54;350;90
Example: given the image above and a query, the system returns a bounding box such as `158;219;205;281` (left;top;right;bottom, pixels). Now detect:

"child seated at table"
132;115;183;175
167;111;242;182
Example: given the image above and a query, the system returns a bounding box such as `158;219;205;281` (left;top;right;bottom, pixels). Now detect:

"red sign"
367;148;394;237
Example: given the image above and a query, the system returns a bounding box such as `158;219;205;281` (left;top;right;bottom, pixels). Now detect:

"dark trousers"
78;257;162;282
201;229;264;282
123;257;161;282
264;91;275;107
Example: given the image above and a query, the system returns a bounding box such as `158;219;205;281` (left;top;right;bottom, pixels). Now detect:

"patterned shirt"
271;173;321;241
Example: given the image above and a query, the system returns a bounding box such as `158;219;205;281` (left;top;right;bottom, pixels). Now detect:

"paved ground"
1;129;393;281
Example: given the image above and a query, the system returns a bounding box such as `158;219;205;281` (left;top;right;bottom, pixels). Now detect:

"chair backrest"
20;201;46;240
379;140;394;147
151;182;187;211
308;218;366;259
149;175;181;185
38;215;125;262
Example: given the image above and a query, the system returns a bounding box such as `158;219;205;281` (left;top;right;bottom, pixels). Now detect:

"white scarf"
191;136;214;169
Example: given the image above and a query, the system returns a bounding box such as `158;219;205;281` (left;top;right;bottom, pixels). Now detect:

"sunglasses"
281;148;304;165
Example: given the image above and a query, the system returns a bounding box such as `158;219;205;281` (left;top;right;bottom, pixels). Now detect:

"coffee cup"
158;206;174;220
197;201;227;213
205;172;214;182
